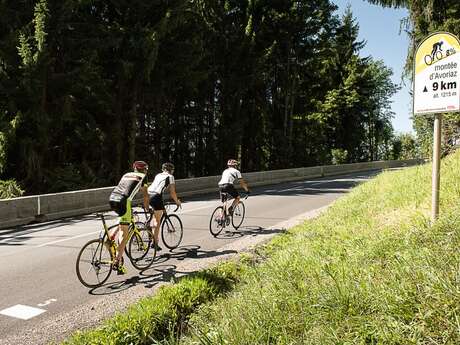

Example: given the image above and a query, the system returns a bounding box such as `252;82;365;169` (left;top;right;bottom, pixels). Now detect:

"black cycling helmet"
162;162;175;172
133;160;148;173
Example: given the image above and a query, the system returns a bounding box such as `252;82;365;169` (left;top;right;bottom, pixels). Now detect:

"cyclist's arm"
239;178;249;192
169;184;181;206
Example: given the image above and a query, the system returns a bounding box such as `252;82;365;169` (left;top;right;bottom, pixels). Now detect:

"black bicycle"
209;193;248;236
136;203;184;250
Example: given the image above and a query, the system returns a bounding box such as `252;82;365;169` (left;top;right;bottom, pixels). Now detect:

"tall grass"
177;153;460;344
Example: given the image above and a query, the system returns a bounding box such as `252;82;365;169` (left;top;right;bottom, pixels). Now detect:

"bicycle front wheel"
76;238;112;288
231;201;245;229
128;223;156;269
210;206;225;237
161;214;183;250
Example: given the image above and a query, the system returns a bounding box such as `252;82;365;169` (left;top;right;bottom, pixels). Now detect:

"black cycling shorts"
149;193;165;211
219;183;239;202
109;193;127;216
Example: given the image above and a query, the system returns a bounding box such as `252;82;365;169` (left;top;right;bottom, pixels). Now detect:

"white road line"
179;203;217;214
35;231;100;248
37;298;57;307
0;304;46;320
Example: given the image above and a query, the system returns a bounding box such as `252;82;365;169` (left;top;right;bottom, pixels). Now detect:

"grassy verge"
176;153;460;344
62;153;460;344
61;262;244;345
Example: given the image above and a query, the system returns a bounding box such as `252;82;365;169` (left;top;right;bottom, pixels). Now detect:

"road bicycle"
138;202;183;250
209;192;248;237
75;211;156;288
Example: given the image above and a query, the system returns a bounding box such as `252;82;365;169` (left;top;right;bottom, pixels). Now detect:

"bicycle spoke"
210;207;225;236
128;225;155;269
162;215;183;249
232;202;245;229
76;239;112;288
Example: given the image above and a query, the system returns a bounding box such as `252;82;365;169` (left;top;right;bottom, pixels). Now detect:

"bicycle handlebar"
165;202;181;213
133;204;182;216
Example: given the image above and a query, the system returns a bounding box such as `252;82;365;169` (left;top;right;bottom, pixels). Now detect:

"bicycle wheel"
161;214;183;250
209;206;225;237
424;54;433;65
435;50;443;62
76;238;112;288
128;222;156;269
231;201;245;229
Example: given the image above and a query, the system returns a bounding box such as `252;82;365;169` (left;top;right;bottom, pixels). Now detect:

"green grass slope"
178;152;460;345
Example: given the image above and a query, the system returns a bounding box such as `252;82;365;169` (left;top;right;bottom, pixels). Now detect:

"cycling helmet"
162;162;175;172
132;160;148;172
227;159;239;167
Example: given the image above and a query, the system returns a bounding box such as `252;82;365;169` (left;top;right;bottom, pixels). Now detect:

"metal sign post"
431;114;442;221
413;31;460;222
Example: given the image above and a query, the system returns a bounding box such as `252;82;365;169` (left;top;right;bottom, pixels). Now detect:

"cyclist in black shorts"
147;162;181;250
218;159;250;214
109;160;149;274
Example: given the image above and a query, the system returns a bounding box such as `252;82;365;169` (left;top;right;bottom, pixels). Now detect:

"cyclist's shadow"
213;225;286;239
88;245;237;294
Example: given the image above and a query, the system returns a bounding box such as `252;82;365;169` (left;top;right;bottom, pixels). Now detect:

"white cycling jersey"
148;171;175;195
218;167;242;185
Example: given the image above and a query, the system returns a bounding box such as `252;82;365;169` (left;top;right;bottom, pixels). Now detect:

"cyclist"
431;41;443;58
108;161;149;274
218;159;250;215
148;162;181;251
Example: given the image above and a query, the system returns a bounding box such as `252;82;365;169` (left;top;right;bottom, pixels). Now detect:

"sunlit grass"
178;152;460;345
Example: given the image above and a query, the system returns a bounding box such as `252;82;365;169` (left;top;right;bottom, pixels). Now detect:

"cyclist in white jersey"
148;162;181;250
109;160;149;274
218;159;250;214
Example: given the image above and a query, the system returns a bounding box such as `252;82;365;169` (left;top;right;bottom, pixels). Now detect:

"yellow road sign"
413;32;460;115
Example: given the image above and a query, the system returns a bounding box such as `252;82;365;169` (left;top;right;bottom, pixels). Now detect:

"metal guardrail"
0;159;424;229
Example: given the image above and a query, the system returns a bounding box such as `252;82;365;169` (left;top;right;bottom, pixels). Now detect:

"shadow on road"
212;226;286;239
88;245;238;295
87;226;284;295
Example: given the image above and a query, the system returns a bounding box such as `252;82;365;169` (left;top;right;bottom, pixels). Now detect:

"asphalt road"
0;170;380;345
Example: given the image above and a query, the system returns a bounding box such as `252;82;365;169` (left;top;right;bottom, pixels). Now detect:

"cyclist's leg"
115;200;132;273
152;210;164;247
219;188;227;216
227;185;240;213
149;193;165;249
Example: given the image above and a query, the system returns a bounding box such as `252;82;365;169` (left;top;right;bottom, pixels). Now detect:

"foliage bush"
0;179;24;199
331;148;348;164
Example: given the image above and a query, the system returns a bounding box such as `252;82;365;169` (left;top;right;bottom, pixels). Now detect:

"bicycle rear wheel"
76;238;112;288
161;214;183;250
128;222;156;269
210;206;225;237
231;201;245;229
